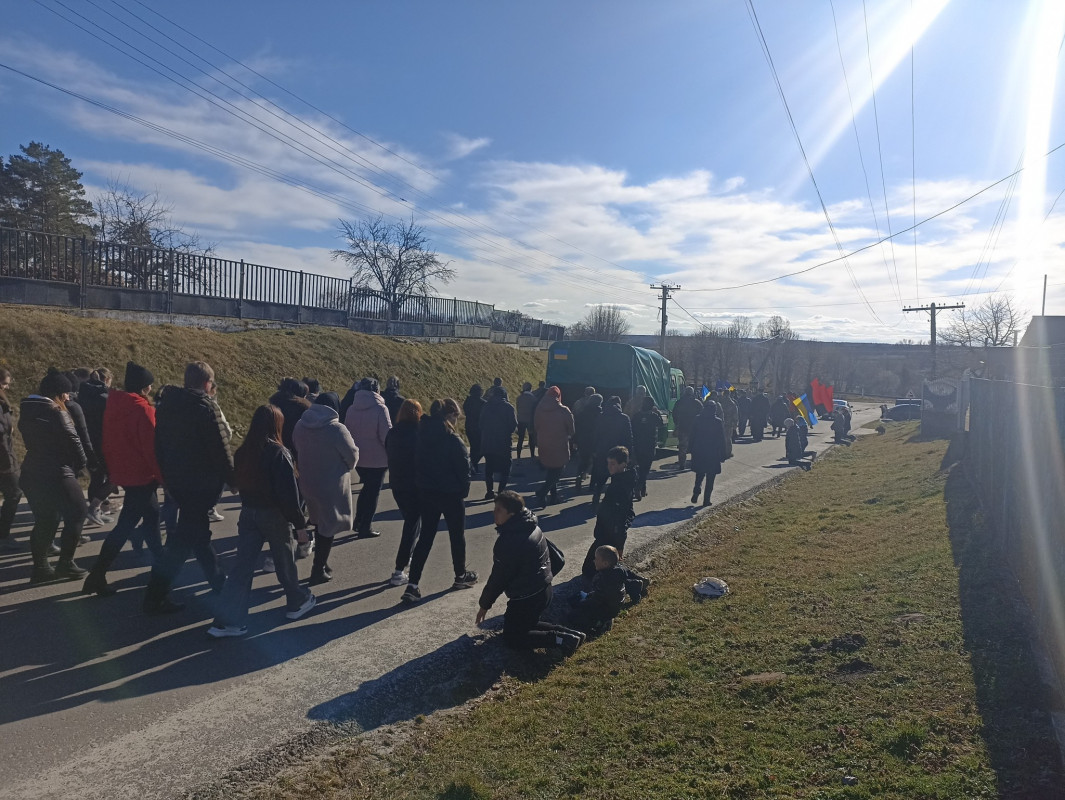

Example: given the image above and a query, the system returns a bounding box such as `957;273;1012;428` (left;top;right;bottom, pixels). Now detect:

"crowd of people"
0;362;837;653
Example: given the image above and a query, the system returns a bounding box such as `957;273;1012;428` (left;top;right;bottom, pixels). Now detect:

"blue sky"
3;0;1065;341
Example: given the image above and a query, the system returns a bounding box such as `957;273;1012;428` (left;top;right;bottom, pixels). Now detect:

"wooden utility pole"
903;301;964;381
650;283;680;355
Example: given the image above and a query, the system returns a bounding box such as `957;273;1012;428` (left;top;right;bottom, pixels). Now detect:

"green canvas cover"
546;340;671;411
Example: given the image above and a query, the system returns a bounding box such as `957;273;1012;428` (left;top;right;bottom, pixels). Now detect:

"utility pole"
1043;274;1047;316
650;283;680;355
903;301;964;381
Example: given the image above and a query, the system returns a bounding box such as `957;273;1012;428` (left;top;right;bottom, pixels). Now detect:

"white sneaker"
389;570;409;586
208;509;225;522
295;540;314;560
84;510;107;527
286;593;317;620
207;624;247;638
262;556;275;573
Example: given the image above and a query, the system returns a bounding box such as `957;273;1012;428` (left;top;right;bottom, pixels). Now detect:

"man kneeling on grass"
476;490;585;655
570;545;628;636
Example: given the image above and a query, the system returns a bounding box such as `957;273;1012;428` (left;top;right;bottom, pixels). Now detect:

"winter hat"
547;386;561;401
315;391;341;412
39;368;73;398
124;361;155;394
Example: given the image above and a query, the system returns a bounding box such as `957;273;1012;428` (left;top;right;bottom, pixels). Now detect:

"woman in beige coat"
533;386;574;507
293;393;359;584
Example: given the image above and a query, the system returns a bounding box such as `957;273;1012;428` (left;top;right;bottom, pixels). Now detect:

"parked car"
881;402;921;421
822;399;851;420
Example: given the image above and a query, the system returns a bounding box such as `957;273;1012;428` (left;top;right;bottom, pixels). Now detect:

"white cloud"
442;133;491;160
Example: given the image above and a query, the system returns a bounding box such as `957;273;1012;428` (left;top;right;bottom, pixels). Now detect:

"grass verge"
234;423;1063;799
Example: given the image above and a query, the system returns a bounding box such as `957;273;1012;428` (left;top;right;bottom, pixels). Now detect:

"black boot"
55;558;87;579
82;569;116;597
309;536;334;585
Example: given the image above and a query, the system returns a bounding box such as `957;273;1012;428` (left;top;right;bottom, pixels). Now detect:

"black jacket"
771;398;790;425
463;393;486;437
671;394;703;433
478;395;517;457
77;379;109;455
269;391;311;454
155;385;234;504
66;399;98;471
382;387;405;423
596;467;636;535
18;397;87;482
235;440;306;528
632;407;663;458
385;418;419;495
737;394;752;417
594;404;633;457
785;426;804;462
690;408;726;474
0;393;16;476
479;509;552;609
575;402;602;453
415;415;471;497
587;564;627;618
750;393;771;423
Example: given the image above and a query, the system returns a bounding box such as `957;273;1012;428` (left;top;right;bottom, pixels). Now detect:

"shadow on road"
944;465;1065;797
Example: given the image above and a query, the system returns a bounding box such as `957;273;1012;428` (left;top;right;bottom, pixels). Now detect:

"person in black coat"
690;401;727;506
770;395;790;438
736;390;752;437
402;398;476;604
0;368;22;551
463;384;487;476
19;370;88;582
77;367;115;523
478;386;518;498
269;377;312;457
574;393;602;492
590;397;632;506
386;398;422;586
749;391;771;442
784;418;808;467
671;386;703;470
144;361;234;615
382;376;405;425
476;491;584;654
571;544;629;635
631;395;664;500
582;445;637;581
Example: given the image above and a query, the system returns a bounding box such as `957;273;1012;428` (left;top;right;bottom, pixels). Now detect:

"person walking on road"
382;376;405;424
344;378;391;539
624;385;648;420
515;382;538;460
78;367;114;526
143;361;233;615
19;370;88;583
293;392;359;585
737;390;751;438
574;393;603;492
631;395;664;500
269;377;311;456
590;396;632;507
402;399;477;604
671;386;702;470
770;395;790;438
749;391;770;442
207;405;316;637
463;384;487;476
720;391;738;458
534;386;574;506
690;399;727;507
479;386;517;499
476;490;584;655
385;399;423;586
571;386;596;417
0;368;22;552
82;362;163;596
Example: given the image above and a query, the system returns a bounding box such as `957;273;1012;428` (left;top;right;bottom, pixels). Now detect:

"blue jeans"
213;506;310;627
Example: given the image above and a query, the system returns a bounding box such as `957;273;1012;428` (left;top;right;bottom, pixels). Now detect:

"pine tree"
0;142;95;236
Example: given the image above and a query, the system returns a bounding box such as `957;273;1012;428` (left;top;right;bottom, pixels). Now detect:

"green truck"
545;340;684;433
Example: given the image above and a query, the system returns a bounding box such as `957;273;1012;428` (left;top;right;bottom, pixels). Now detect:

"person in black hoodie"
462;384;487;477
582;445;636;582
19;370;89;582
476;491;584;654
144;361;234;615
478;386;517;499
78;367;115;525
60;370;100;532
382;376;405;426
386;398;422;586
690;400;727;506
590;396;633;507
207;405;315;637
573;393;602;493
269;377;312;457
631;395;664;500
0;367;21;552
402;398;477;604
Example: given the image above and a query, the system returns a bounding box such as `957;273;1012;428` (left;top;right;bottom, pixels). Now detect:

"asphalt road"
0;405;881;800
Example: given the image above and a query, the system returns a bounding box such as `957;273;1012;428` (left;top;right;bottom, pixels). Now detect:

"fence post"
297;270;304;324
79;236;87;310
167;254;174;316
238;259;245;319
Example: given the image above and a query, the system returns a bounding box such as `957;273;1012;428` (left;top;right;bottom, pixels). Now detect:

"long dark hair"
430;398;461;432
234;405;284;494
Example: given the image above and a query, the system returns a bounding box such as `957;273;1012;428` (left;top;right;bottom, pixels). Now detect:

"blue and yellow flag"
792;393;818;426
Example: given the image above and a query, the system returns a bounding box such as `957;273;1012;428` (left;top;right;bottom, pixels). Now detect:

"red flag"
823;383;834;407
811;378;824;407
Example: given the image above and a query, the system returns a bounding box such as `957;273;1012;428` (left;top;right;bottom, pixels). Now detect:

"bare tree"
332;216;455;333
939;294;1024;349
567;304;631;342
93;180;214;291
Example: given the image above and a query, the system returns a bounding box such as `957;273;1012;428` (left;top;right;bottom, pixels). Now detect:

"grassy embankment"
241;423;1062;800
0;307;546;444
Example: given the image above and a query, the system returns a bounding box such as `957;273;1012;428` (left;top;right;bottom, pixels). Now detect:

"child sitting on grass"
571;545;628;636
581;446;636;583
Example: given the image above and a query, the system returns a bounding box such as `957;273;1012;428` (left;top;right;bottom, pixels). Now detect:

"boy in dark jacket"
571;545;627;635
476;490;584;654
582;446;636;581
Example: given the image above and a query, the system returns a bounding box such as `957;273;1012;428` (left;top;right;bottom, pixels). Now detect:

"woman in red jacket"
82;361;162;597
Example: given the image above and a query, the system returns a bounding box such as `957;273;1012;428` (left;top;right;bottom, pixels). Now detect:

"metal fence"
965;377;1065;681
0;226;563;344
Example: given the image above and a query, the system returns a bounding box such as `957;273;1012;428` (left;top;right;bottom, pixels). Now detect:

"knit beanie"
39;368;73;398
124;361;155;394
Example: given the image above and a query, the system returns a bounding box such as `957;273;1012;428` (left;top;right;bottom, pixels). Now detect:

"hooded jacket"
594;402;633;458
575;399;602;453
102;389;161;487
632;405;664;458
269;390;311;454
534;391;574;469
415;415;471;497
479;508;552;609
478;392;518;458
385;417;419;495
154;385;234;504
66;399;98;471
293;403;359;537
344;390;391;469
690;406;727;475
463;388;486;437
235;440;307;528
516;390;538;425
77;378;109;455
382;386;405;423
671;391;703;433
18;397;87;482
0;392;16;476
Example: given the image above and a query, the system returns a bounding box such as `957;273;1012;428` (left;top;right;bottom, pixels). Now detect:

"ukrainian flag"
553;349;568;361
792;393;818;426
